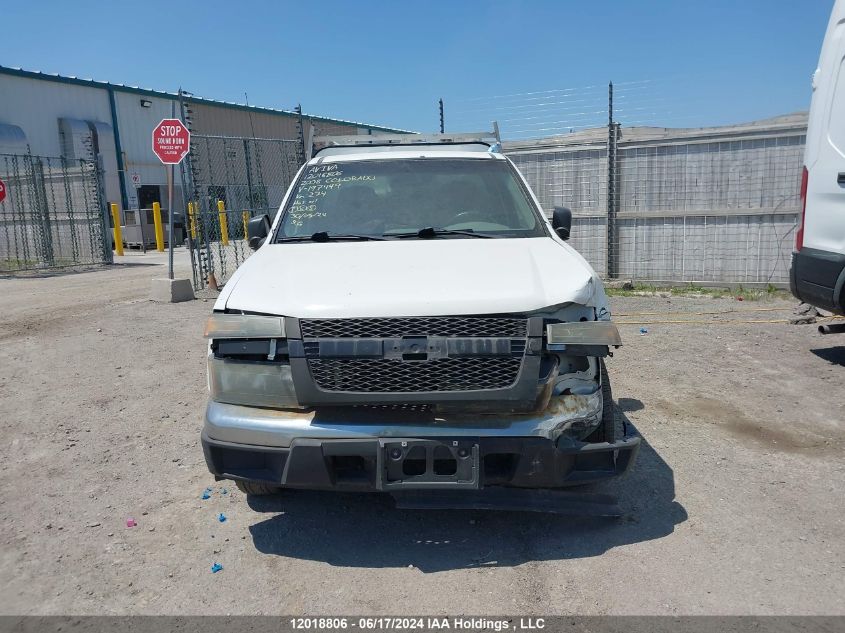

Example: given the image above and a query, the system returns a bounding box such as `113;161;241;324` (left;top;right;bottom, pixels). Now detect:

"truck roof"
310;128;503;163
308;144;505;164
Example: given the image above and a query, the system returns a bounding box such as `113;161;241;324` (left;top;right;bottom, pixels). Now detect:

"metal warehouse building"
0;65;405;215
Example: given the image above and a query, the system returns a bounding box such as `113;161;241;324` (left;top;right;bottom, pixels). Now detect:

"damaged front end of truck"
201;300;639;502
199;131;640;513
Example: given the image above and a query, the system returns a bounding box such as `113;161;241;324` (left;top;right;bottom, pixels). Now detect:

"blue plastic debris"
217;513;227;523
201;488;212;500
639;327;649;335
221;488;228;495
211;563;223;573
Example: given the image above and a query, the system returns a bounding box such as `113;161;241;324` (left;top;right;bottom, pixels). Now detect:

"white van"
200;131;639;508
790;0;845;315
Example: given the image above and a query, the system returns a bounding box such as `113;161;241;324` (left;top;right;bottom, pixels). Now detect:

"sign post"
152;111;190;280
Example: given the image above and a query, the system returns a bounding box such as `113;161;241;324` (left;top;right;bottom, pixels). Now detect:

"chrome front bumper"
203;390;603;449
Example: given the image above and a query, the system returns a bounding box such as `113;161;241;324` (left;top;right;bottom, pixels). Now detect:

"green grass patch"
606;282;790;301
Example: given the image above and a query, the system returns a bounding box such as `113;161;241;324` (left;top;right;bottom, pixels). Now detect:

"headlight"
207;356;301;409
546;321;622;351
203;313;285;339
204;313;301;409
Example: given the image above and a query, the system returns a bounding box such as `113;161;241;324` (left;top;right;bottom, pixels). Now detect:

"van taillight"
795;166;808;252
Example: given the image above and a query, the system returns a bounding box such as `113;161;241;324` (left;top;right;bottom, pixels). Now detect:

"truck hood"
218;237;598;318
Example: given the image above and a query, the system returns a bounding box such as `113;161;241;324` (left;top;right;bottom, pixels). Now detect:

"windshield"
274;158;547;240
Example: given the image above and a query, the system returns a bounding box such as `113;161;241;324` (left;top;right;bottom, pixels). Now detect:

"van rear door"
792;0;845;313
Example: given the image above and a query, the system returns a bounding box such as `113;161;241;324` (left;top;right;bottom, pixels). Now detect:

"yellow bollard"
110;203;124;256
187;202;197;239
242;210;250;240
152;202;165;252
217;200;229;246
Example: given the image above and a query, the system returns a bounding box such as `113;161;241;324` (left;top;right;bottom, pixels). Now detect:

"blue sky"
1;0;834;137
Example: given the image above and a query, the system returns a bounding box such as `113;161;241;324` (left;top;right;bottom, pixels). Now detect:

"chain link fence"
176;87;807;288
509;144;611;275
507;128;805;285
183;135;302;288
182;128;804;288
450;80;807;286
0;153;109;273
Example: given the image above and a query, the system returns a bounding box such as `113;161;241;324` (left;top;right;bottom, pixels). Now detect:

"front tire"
585;359;624;443
235;480;281;496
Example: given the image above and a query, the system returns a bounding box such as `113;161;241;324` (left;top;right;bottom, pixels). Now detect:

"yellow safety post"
217;200;229;246
152;202;165;252
187;202;197;239
110;203;124;256
242;210;250;240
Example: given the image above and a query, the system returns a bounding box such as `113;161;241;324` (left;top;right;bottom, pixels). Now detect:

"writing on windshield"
289;164;378;229
276;158;545;240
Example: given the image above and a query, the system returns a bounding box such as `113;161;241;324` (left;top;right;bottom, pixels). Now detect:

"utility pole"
606;81;618;279
295;104;305;165
439;98;445;133
177;87;200;289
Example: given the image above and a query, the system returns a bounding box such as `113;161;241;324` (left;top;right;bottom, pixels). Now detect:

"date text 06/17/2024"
289;617;547;631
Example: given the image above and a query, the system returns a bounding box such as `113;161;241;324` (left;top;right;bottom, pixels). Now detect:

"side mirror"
247;214;271;250
552;206;572;240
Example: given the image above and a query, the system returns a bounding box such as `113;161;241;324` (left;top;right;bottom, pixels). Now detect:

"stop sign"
0;179;6;204
152;119;190;164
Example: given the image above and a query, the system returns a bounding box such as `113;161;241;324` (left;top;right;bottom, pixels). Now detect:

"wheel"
585;359;625;443
235;480;281;496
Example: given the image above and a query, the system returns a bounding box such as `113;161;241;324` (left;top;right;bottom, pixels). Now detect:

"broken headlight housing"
545;320;622;354
544;320;622;398
203;313;302;409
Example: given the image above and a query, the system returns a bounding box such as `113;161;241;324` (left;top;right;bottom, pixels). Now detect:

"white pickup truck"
201;132;639;509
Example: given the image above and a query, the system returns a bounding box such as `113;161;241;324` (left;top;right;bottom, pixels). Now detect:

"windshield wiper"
388;227;494;239
277;231;389;243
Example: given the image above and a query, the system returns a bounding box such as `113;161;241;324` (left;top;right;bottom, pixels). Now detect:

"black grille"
300;316;527;339
308;357;522;392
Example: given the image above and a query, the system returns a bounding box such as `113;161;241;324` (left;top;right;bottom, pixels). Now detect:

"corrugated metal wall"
112;90;182;210
0;74;113;158
189;102;368;139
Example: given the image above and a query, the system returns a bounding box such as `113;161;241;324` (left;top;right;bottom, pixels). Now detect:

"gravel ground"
0;250;843;615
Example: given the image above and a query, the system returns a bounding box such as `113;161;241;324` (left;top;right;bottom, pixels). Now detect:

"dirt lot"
0;251;843;615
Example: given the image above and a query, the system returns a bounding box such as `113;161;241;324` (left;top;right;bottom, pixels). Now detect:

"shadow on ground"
0;261;160;280
618;397;645;412
247;419;687;572
810;346;845;367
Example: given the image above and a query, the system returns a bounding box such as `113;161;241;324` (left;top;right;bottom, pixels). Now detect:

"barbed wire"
446;76;709;140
